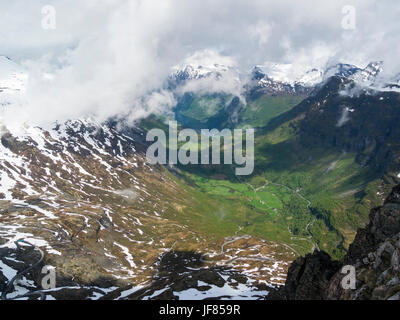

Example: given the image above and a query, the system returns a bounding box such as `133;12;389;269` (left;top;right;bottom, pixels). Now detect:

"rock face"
272;184;400;300
278;251;340;300
346;185;400;264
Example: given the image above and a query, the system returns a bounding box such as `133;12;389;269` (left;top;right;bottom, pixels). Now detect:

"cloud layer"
1;0;399;126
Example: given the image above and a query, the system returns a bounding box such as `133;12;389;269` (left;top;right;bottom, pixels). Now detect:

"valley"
1;56;400;300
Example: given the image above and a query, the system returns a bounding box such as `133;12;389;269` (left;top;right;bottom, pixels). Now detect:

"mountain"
252;74;400;255
252;63;323;88
169;60;390;131
323;63;362;80
245;66;313;97
170;60;391;96
169;62;316;98
265;76;400;175
0;59;294;299
350;61;383;84
268;183;400;300
0;118;296;299
0;56;28;106
169;63;313;130
1;55;400;300
251;61;386;96
169;63;235;84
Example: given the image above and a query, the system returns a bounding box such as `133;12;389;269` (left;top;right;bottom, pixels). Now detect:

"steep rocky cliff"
270;184;400;300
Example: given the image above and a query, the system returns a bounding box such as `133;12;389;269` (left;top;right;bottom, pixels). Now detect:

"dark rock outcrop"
346;184;400;264
281;251;340;300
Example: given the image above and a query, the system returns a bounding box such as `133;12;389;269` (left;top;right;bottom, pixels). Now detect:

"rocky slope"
1;55;400;300
0;119;294;300
269;184;400;300
0;56;297;300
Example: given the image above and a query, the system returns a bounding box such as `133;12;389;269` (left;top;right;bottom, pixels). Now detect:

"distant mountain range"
169;59;400;96
0;55;395;109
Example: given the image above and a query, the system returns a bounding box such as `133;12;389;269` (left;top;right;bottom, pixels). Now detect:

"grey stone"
368;253;375;261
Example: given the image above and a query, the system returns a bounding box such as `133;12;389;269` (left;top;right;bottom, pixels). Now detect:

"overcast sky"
1;0;399;126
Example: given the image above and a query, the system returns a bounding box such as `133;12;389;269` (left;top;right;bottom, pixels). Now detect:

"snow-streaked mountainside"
168;62;244;99
169;59;399;98
1;55;400;300
0;117;291;299
169;50;239;83
253;63;324;87
0;57;292;300
0;56;28;107
252;61;386;90
347;61;384;86
170;63;234;83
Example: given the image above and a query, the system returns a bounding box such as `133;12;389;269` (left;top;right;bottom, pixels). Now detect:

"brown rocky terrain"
0;120;294;300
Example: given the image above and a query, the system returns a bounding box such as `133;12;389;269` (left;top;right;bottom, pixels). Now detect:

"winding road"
232;168;318;255
266;180;320;252
1;239;45;300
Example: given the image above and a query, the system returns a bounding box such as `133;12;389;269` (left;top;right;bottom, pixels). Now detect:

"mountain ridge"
1;55;400;300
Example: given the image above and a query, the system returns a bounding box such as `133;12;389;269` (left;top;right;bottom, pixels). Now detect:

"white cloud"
248;21;272;47
174;50;245;102
0;0;399;126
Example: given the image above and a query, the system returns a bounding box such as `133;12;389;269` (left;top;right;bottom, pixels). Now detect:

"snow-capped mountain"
384;73;400;90
246;61;392;96
0;56;28;106
170;63;232;83
323;63;362;80
246;66;313;96
168;62;243;98
297;68;324;87
169;58;398;100
254;61;383;87
253;63;323;88
170;63;313;96
347;61;383;86
1;55;399;300
168;50;241;90
0;117;290;300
